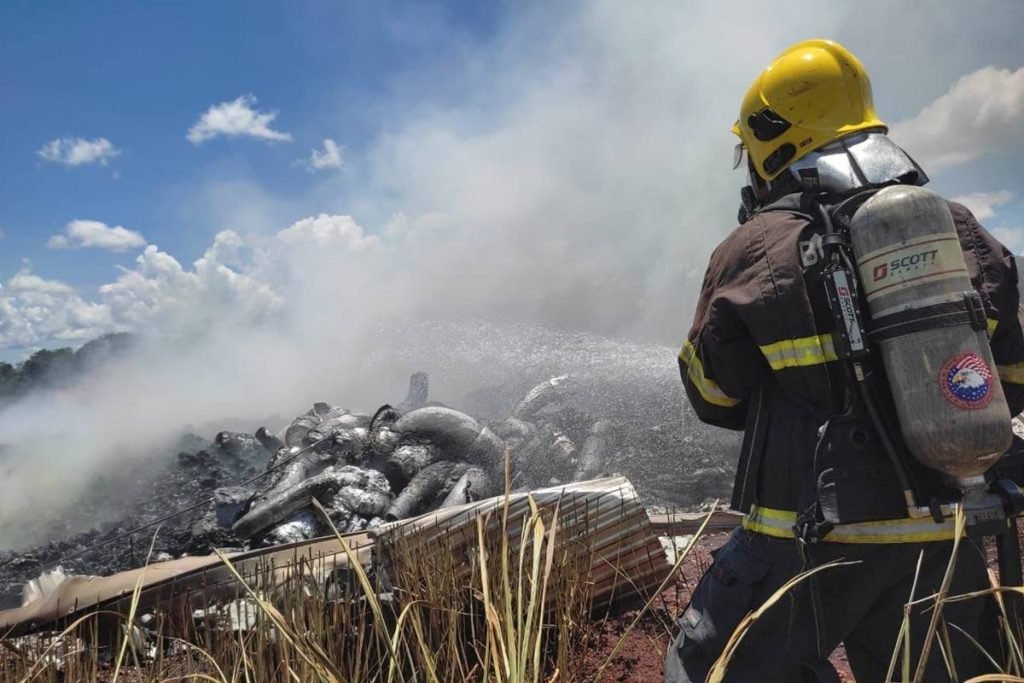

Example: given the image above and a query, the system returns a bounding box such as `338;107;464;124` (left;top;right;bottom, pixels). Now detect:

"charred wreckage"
0;371;733;608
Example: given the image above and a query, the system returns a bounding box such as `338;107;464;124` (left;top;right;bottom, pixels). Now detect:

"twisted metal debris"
211;372;619;548
0;367;741;608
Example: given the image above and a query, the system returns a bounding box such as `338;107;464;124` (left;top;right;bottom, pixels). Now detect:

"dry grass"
3;500;1020;682
0;477;677;683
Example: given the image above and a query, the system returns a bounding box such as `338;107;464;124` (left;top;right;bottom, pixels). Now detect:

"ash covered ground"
0;327;740;609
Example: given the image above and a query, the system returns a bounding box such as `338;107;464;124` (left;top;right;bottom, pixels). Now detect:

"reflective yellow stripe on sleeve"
742;505;959;544
758;334;839;371
741;505;796;539
760;323;1005;373
998;361;1024;385
678;340;741;408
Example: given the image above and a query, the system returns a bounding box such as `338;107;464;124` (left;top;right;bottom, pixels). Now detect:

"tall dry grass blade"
151;635;230;683
235;626;255;683
500;501;515;681
947;623;1004;676
408;605;440;683
707;560;858;683
936;619;958;682
963;676;1024;682
895;617;911;683
212;548;339;682
518;497;547;683
533;503;560;680
886;549;926;683
311;497;403;680
477;513;510;680
387;600;428;683
985;557;1024;675
512;507;531;682
0;638;26;660
16;610;125;683
936;585;1024;605
111;526;162;683
912;508;966;683
593;502;719;682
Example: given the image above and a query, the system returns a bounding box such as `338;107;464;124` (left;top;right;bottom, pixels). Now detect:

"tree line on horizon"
0;332;135;407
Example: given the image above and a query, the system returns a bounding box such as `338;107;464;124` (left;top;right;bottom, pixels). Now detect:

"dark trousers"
664;528;1000;682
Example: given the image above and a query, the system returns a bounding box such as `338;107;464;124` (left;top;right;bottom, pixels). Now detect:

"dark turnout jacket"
679;194;1024;539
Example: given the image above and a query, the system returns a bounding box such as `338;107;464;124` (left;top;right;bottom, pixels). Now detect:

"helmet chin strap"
737;164;771;222
738;156;796;218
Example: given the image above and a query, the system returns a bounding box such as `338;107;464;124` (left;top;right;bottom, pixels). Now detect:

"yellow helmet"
733;39;887;181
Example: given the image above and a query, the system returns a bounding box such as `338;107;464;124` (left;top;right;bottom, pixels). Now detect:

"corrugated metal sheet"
375;476;672;611
0;533;374;637
0;477;701;637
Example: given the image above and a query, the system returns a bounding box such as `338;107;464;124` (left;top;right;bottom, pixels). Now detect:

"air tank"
848;185;1011;481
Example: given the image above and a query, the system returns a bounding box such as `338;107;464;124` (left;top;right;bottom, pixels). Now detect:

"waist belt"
743;505;958;544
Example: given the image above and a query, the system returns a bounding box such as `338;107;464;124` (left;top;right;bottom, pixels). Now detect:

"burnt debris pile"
200;372;639;549
0;370;739;608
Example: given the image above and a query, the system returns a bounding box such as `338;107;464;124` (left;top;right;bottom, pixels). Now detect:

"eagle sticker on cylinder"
940;352;995;410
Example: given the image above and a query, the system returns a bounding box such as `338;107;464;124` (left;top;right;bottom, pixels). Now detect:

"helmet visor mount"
732;142;746;170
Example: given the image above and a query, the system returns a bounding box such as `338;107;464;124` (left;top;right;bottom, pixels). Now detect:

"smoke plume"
3;1;1017;548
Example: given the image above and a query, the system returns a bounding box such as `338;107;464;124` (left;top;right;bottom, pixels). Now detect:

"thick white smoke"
2;1;1019;547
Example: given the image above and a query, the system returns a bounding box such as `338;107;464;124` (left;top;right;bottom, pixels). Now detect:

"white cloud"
46;235;71;249
276;214;378;250
303;138;343;171
6;272;77;297
37;137;120;167
0;271;112;348
891;66;1024;172
992;227;1024;255
1;213;381;350
97;239;281;331
46;220;147;252
949;191;1014;221
187;94;292;145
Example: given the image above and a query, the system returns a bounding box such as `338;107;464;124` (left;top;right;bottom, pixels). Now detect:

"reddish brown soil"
574;531;718;682
576;531;856;682
579;523;1024;682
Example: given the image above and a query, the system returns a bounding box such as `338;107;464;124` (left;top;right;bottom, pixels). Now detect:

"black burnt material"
1;371;740;609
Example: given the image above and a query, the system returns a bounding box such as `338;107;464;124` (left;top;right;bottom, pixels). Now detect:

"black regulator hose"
815;199;920;511
851;362;917;503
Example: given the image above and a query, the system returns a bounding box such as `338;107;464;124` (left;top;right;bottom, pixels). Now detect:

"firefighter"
664;39;1024;682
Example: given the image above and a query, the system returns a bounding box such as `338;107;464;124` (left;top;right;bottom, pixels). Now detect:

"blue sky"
0;1;506;288
1;1;1023;362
